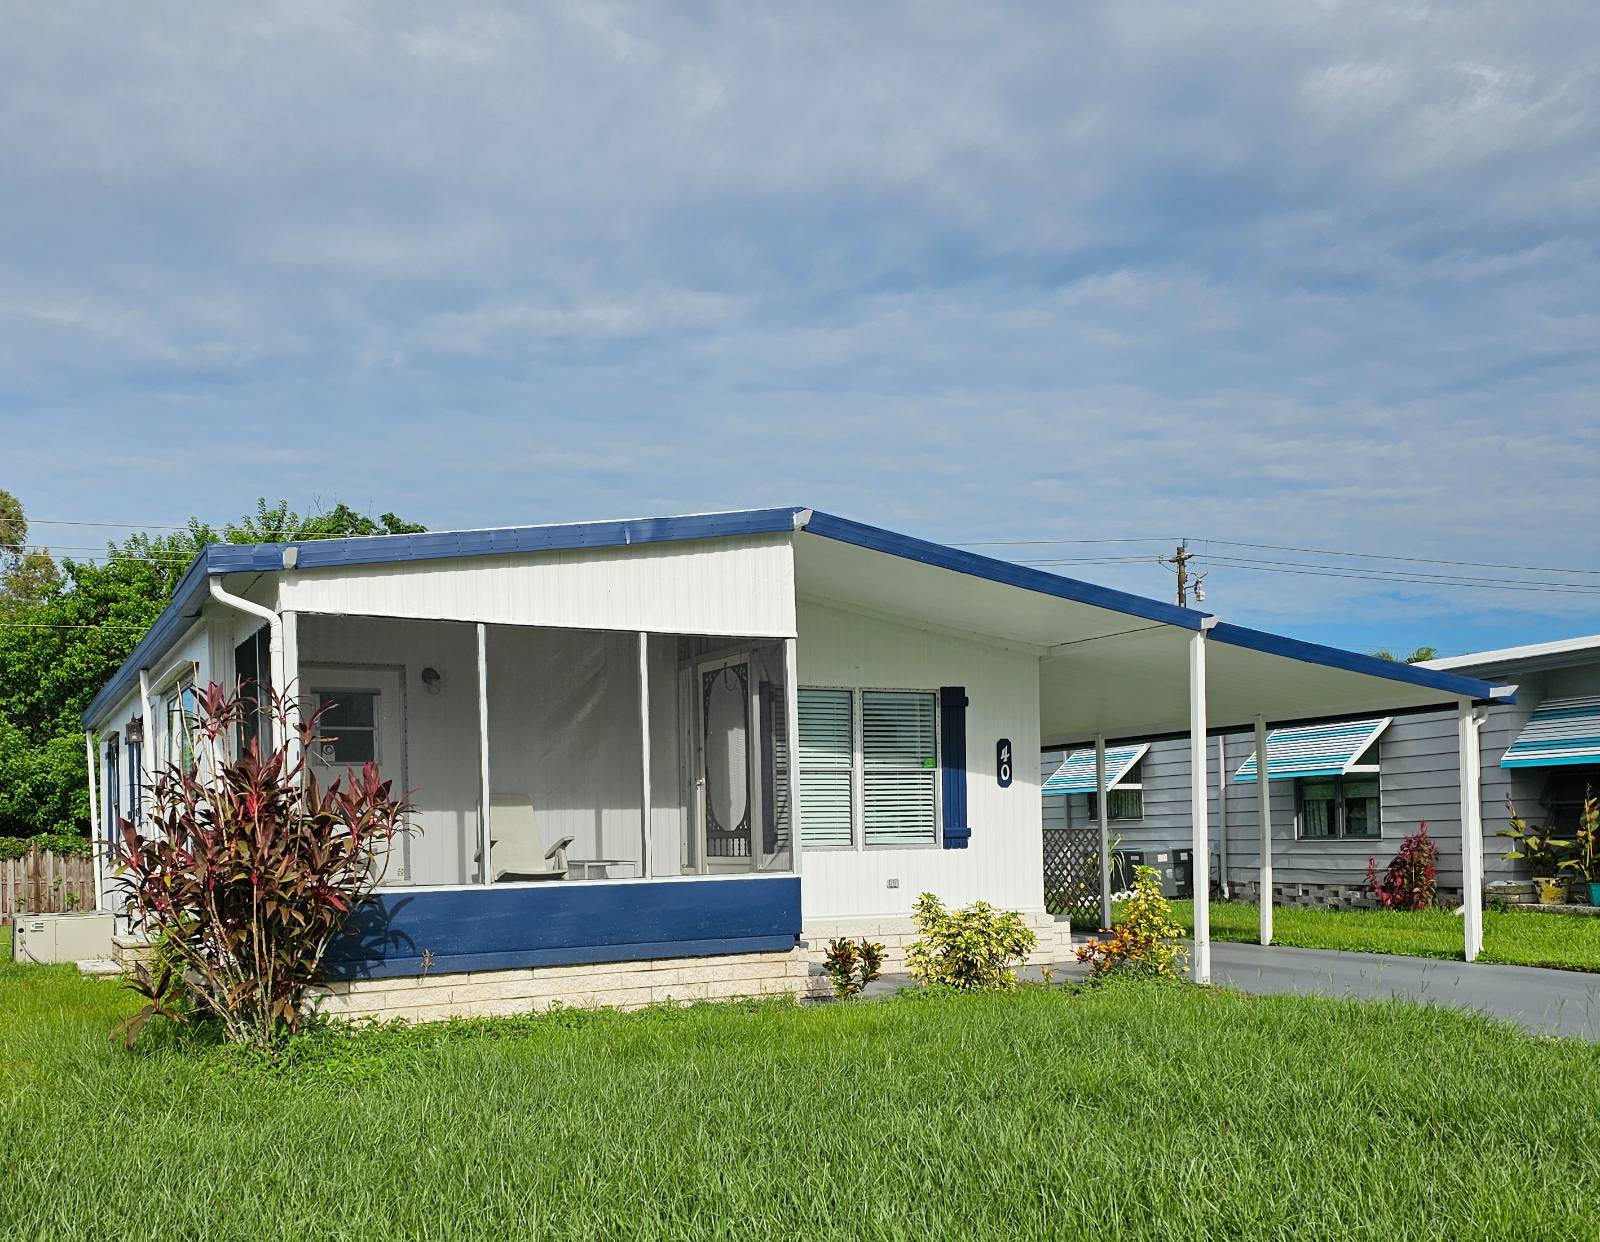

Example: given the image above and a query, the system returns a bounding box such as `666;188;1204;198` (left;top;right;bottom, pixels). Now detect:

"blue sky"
2;3;1597;657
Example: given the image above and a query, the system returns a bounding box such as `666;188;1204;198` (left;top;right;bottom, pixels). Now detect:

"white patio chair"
481;792;573;882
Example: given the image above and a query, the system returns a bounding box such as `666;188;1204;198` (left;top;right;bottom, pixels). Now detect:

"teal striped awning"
1501;696;1600;768
1234;718;1390;783
1043;743;1149;795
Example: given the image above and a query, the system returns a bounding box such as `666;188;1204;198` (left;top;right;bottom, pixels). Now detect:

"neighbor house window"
797;688;939;849
1087;760;1144;822
1298;775;1380;839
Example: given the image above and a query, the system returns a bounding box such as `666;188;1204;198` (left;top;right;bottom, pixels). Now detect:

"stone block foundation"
799;911;1073;974
313;950;829;1025
312;911;1074;1026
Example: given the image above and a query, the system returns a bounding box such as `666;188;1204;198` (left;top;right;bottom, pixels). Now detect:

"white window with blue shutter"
797;689;855;848
796;687;943;850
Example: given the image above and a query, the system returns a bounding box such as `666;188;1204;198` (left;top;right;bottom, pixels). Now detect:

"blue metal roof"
1043;743;1150;795
82;505;1506;728
1234;718;1390;783
1501;696;1600;768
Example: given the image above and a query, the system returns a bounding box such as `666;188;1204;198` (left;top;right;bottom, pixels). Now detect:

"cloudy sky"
3;2;1597;655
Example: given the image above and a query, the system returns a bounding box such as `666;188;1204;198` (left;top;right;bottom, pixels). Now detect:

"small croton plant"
113;682;410;1049
1076;865;1187;981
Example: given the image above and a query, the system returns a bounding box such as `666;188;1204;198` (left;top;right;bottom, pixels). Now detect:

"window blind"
797;689;853;847
863;691;937;846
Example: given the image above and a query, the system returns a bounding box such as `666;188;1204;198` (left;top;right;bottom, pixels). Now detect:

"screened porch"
258;615;798;891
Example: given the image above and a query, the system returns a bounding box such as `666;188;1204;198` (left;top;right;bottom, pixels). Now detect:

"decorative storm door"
698;656;755;867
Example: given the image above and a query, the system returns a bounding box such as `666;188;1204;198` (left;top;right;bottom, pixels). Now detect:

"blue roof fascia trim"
798;511;1208;631
204;507;807;575
81;548;214;727
1207;622;1507;705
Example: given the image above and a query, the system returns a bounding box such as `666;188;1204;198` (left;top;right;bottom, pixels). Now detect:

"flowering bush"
1365;824;1439;910
823;936;886;998
1076;865;1187;980
906;893;1037;991
113;682;410;1048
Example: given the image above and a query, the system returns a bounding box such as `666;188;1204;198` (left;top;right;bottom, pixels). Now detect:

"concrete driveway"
873;942;1600;1040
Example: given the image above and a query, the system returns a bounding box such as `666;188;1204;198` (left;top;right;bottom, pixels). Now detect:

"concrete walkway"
874;943;1600;1040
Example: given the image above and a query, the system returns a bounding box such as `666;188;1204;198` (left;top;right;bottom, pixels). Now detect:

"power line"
1192;553;1600;593
1196;556;1600;596
1192;537;1600;578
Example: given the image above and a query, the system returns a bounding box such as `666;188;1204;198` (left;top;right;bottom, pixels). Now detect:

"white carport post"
1255;714;1272;946
1094;735;1111;929
1459;700;1485;962
1189;625;1212;984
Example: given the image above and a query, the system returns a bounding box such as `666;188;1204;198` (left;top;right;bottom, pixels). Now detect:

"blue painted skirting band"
323;875;802;981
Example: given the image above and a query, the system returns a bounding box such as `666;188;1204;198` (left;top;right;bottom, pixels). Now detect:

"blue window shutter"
940;686;970;849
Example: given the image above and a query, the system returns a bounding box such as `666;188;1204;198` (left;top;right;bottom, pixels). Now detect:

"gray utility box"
10;912;116;964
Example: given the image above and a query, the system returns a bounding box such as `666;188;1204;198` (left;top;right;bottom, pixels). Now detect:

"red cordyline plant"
1366;823;1439;911
113;681;410;1048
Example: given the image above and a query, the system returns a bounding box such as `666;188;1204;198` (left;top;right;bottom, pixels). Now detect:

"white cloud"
0;1;1597;651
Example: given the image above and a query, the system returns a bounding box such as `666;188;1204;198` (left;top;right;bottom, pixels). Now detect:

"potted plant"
1558;787;1600;907
1500;797;1574;905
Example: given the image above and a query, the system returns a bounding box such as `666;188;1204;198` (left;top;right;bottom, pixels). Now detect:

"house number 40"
996;738;1013;788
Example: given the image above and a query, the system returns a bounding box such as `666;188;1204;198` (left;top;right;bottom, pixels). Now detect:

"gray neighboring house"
1041;634;1600;909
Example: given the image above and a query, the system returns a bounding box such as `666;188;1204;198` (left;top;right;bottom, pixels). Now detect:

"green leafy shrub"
0;831;91;860
823;936;886;998
1366;824;1439;910
1500;796;1572;877
906;893;1037;991
1076;865;1187;980
115;682;410;1049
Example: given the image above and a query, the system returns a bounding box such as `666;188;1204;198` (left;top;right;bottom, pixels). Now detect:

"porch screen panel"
862;691;937;847
753;642;792;870
797;689;853;847
487;626;646;883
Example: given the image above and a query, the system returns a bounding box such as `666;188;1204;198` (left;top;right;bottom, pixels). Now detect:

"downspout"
207;577;284;749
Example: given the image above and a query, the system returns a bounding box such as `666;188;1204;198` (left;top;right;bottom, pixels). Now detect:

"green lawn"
1151;900;1600;972
6;928;1600;1239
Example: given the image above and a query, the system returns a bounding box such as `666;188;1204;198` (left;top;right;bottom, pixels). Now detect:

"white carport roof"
790;511;1508;744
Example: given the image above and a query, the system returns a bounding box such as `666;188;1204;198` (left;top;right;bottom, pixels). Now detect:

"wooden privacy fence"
0;847;96;917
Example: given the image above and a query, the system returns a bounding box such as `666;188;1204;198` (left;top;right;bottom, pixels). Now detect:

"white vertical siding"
796;599;1043;919
274;534;797;638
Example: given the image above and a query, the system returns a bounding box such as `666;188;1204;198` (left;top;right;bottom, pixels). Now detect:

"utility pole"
1160;540;1206;607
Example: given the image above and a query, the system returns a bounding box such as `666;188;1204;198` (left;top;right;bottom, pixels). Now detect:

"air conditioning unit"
10;912;116;965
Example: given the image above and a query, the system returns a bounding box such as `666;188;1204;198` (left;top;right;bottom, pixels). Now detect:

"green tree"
0;496;426;839
1369;646;1439;664
0;488;61;614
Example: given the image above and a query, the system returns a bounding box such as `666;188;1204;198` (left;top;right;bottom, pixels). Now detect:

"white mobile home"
82;508;1502;1016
